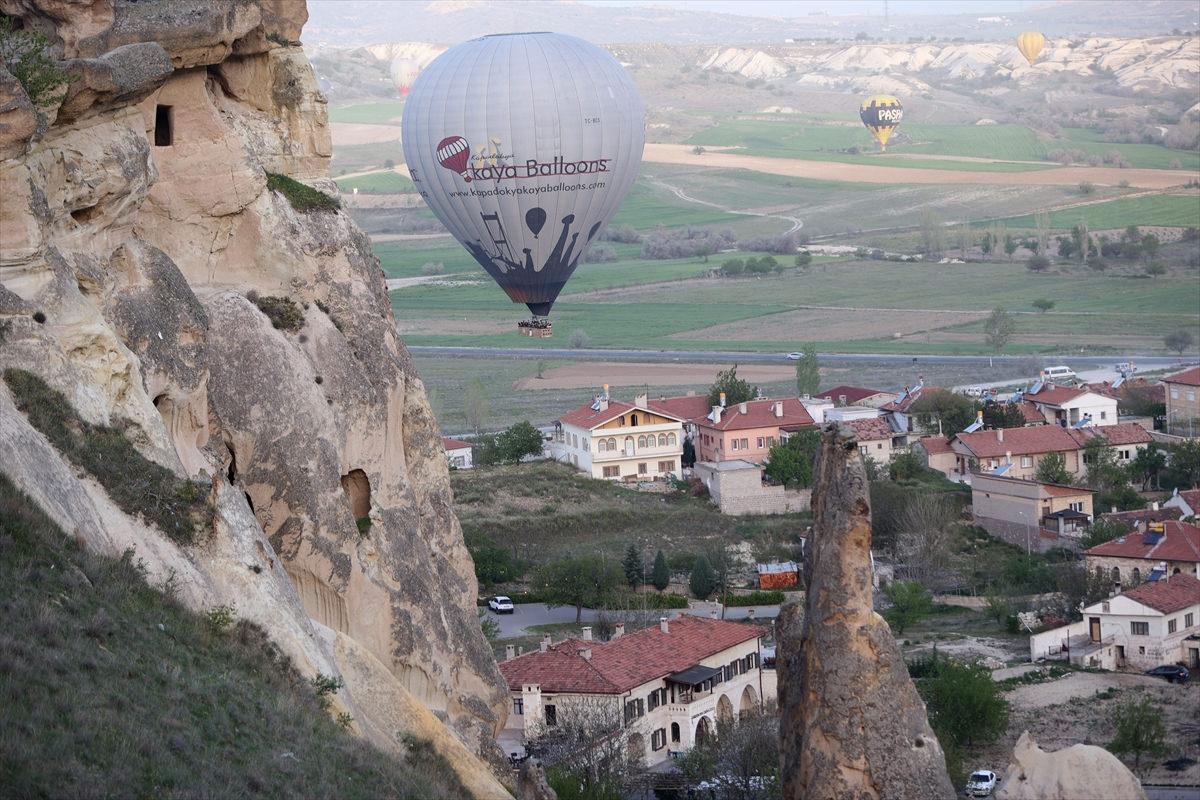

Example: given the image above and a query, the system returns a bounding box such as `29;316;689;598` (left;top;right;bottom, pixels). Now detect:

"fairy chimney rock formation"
995;731;1147;800
779;424;955;800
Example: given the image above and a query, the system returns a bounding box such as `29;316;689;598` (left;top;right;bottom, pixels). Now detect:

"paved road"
483;602;781;639
409;345;1187;371
1145;787;1200;800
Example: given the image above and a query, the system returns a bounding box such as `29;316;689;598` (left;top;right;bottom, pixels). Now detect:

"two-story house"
1022;382;1120;428
971;473;1095;550
693;397;815;465
1084;520;1200;592
946;422;1152;482
550;389;686;481
1162;366;1200;438
499;616;772;767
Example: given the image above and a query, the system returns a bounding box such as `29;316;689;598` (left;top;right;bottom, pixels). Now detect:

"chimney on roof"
746;608;756;620
518;646;524;656
582;626;592;641
659;617;669;634
739;401;748;414
1151;501;1159;511
599;393;609;412
1112;506;1118;514
997;428;1004;442
1005;450;1012;464
687;390;696;397
775;401;784;418
540;634;551;653
635;393;647;408
612;623;625;640
977;410;984;422
505;644;516;661
917;375;925;387
719;392;727;408
578;647;592;661
838;394;847;407
603;383;610;399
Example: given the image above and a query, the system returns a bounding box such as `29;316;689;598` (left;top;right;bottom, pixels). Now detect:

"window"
1168;618;1177;634
1100;411;1107;420
603;465;620;478
1171;388;1179;399
638;435;647;448
652;728;667;751
1131;567;1141;584
859;445;869;456
583;439;589;452
668;433;677;446
596;439;605;452
731;439;739;451
740;438;749;449
1186;613;1194;628
1021;456;1033;468
658;434;667;446
1189;391;1197;402
154;104;173;146
513;698;524;715
638;462;647;475
1130;621;1149;636
671;722;680;743
1119;449;1130;461
659;460;675;473
624;699;645;723
757;437;765;448
1139;646;1145;655
1111;567;1120;583
545;705;557;727
607;438;616;451
631;414;639;426
648;688;662;711
1069;502;1083;512
876;443;883;449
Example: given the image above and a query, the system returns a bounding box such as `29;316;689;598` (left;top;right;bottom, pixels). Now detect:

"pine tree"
795;343;820;396
689;555;717;599
651;550;670;591
622;543;643;588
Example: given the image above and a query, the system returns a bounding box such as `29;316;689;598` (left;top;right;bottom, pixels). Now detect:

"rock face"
0;1;509;796
995;731;1147;800
778;424;955;800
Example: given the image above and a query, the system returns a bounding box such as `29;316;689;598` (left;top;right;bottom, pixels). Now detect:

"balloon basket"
517;319;552;338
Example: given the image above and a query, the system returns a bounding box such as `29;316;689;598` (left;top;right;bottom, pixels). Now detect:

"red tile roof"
953;425;1082;458
1023;385;1088;406
844;417;893;441
1067;422;1153;447
881;385;937;413
558;400;686;430
1084;521;1200;564
1172;489;1200;513
1100;507;1183;530
1121;573;1200;615
916;436;954;455
1163;366;1200;387
816;385;890;405
498;615;765;694
442;437;472;451
647;394;712;423
1017;401;1047;424
698;398;815;432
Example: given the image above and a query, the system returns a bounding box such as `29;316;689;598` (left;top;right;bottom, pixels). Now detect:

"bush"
600;224;641;243
723;590;785;607
568;329;589;349
794;251;812;268
420;261;444;275
583;244;618;263
1026;255;1051;272
3;369;208;544
689;555;717;599
250;294;304;331
266;172;340;213
640;225;735;260
1077;181;1096;195
0;17;69;107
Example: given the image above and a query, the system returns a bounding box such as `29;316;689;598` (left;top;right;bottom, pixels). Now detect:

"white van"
1042;365;1076;382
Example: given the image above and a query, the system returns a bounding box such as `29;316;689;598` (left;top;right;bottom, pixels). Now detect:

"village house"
913;436;958;478
971;473;1094;551
1099;504;1183;534
692;396;815;465
550;388;685;481
1162;366;1200;438
1030;573;1200;671
814;384;895;409
1163;488;1200;520
441;437;473;469
1022;382;1120;428
1084;520;1200;592
944;422;1152;483
498;616;772;768
844;416;902;463
879;382;936;442
646;392;712;440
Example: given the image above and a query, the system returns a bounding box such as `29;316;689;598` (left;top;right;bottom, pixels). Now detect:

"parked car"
1041;365;1076;383
786;352;802;360
488;595;515;614
1145;664;1189;683
965;769;998;797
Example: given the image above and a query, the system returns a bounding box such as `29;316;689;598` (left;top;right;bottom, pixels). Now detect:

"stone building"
694;459;809;515
1084;520;1200;593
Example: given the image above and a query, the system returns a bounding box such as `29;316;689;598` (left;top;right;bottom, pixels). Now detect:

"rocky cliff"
0;2;509;796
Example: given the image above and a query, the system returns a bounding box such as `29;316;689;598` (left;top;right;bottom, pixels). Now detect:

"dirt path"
643;173;803;234
643;143;1198;189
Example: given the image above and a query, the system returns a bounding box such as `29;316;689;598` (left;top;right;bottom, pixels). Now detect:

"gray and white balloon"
401;32;645;317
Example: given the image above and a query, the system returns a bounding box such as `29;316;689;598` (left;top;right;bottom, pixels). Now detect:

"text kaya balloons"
402;32;645;317
1016;31;1046;66
859;95;904;151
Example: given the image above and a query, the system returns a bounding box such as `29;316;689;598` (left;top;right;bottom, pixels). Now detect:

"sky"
578;0;1045;16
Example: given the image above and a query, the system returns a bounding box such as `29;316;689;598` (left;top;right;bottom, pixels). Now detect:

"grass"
3;368;208;544
267;172;340;213
450;461;805;568
336;171;416;194
249;293;305;332
983;194;1200;230
328;101;406;125
0;473;464;799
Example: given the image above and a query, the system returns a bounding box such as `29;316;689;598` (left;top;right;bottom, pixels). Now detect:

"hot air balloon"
390;57;421;98
1016;31;1046;66
859;95;904;151
402;32;645;332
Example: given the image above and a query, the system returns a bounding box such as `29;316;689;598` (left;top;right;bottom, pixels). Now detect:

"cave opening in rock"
340;469;371;520
154;104;174;146
227;445;238;484
70;204;102;224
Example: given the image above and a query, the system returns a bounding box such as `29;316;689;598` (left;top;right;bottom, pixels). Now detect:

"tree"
722;257;744;276
1129;443;1166;491
1141;232;1160;260
0;17;69;107
883;580;933;635
1164;329;1194;356
534;556;622;623
568;329;590;349
916;654;1009;750
479;614;500;641
920;209;945;255
1032;298;1055;313
651;550;670;591
980;231;993;256
530;696;633;797
1034;452;1072;485
535;359;546;379
794;250;812;268
1003;234;1017;261
681;437;696;468
1080;518;1125;550
622;543;643;588
795;343;820;396
892;495;959;590
1071;223;1088;264
981;399;1026;429
706;365;757;407
1052;562;1112;620
1083;437;1143;511
984;307;1016;354
909;388;978;435
689;555;717;599
675;706;780;797
1144;260;1166;278
1164;440;1200;489
494;421;543;463
764;428;819;488
1107;698;1169;778
464;377;490;434
1026;255;1050;272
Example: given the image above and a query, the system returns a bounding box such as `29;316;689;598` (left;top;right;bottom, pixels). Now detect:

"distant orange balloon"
1016;31;1046;66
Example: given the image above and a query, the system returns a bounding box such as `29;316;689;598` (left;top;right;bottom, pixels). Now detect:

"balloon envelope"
402;32;646;317
859;95;903;150
1016;31;1045;65
390;57;420;97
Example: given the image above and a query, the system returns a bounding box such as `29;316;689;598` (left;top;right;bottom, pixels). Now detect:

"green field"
335;171;415;193
328;101;406;125
986;194;1200;230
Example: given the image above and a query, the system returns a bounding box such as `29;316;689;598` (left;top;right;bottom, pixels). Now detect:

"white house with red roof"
1164;488;1200;520
549;387;685;481
1163;366;1200;438
441;437;473;469
814;384;895;409
1022;382;1119;428
946;422;1152;483
1084;520;1200;592
498;615;771;766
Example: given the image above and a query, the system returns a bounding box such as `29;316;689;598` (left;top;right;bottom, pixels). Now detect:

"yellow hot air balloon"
1016;31;1045;66
859;95;903;151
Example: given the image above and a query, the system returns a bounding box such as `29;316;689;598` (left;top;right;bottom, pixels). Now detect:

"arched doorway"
694;716;712;745
739;685;758;717
626;732;645;766
670;722;680;744
716;694;734;726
